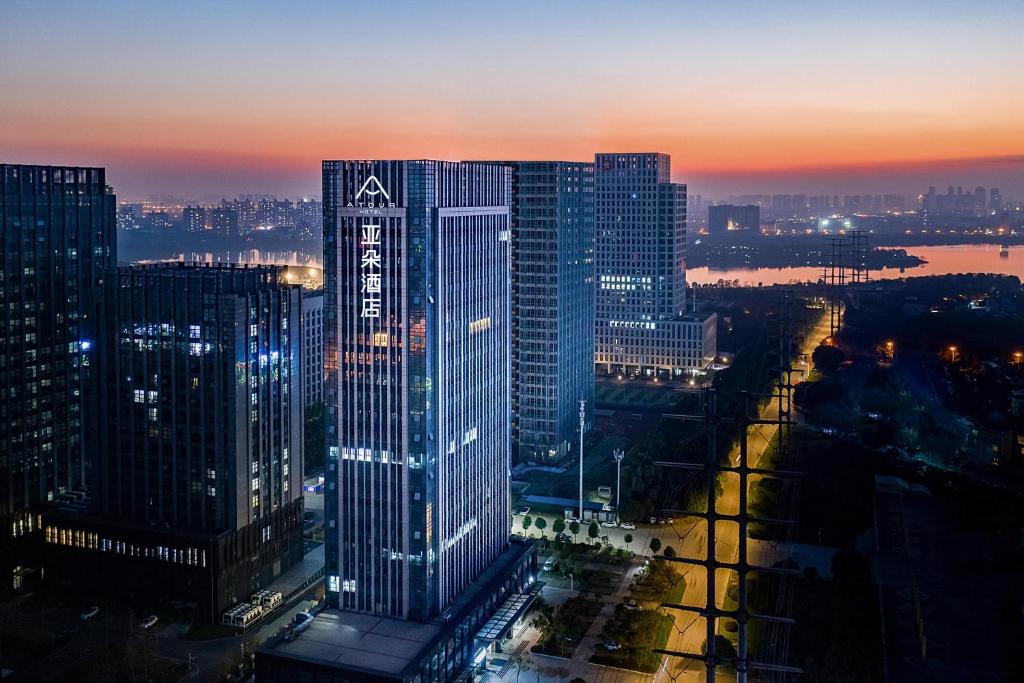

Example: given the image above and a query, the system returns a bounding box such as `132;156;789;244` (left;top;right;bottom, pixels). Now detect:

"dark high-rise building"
301;290;324;408
506;161;595;464
0;164;116;591
594;153;715;378
258;161;536;682
708;204;761;234
42;263;304;621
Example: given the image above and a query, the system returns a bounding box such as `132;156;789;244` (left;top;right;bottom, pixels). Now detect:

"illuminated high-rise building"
258;160;537;682
594;153;715;377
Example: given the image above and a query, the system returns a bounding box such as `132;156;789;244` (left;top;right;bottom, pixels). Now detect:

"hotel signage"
354;174;392;319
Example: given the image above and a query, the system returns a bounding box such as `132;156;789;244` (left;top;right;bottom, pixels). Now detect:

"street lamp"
578;400;586;523
1014;351;1022;367
948;345;959;362
612;449;624;522
885;340;894;362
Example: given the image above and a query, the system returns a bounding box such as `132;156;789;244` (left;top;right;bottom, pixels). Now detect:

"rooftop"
260;540;536;678
264;609;441;677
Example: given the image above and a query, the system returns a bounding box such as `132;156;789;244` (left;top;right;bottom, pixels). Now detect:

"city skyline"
3;1;1023;199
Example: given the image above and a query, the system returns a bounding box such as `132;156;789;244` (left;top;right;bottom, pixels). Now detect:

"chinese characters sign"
360;223;381;318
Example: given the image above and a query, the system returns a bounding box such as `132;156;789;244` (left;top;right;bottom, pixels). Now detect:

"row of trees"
520;514;678;557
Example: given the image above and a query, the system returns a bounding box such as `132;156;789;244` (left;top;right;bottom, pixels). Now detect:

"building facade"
708;203;760;234
301;290;324;408
323;159;512;620
507;161;595;464
258;159;534;683
594;153;715;377
0;164;116;592
44;263;305;621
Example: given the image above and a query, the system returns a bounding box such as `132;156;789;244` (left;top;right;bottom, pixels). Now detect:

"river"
688;243;1022;286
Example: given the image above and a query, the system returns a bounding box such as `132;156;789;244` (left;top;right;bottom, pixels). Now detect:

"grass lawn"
576;568;625;595
521;434;628;499
590;607;675;673
532;595;604;658
595;384;680;410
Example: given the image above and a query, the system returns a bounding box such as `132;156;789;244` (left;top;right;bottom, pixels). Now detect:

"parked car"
80;606;100;621
285;612;315;641
664;517;674;525
621;521;636;530
603;641;621;651
556;532;572;543
624;599;640;611
515;506;531;515
649;516;657;524
601;520;618;528
542;558;555;572
139;615;159;630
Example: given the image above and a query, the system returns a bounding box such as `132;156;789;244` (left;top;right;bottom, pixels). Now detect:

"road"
653;310;828;682
493;313;827;682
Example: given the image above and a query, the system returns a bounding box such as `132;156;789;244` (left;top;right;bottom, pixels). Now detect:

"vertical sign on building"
360;223;381;318
355;175;389;319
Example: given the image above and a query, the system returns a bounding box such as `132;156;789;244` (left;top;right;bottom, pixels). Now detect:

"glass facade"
508;162;595;464
301;291;324;408
0;164;115;566
594;153;715;376
103;263;303;533
323;160;511;622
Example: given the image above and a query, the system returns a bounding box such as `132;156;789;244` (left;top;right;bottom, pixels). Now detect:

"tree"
623;533;633;549
522;515;533;533
588;521;600;543
812;343;845;374
569;520;580;541
552;518;566;536
663;545;676;559
649;537;661;555
534;517;547;537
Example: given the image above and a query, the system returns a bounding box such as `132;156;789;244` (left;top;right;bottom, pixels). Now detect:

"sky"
2;0;1023;200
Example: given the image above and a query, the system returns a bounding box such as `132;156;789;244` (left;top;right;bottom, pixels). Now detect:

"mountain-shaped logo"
355;175;390;201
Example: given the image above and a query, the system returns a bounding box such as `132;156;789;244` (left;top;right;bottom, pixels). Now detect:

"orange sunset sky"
2;0;1022;199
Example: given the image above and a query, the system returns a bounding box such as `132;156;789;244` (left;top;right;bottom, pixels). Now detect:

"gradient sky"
2;0;1023;200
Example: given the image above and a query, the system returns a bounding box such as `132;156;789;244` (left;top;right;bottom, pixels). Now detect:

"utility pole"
578;400;586;522
612;449;624;522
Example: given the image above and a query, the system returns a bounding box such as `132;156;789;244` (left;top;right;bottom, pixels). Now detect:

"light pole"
578;400;585;523
612;449;624;522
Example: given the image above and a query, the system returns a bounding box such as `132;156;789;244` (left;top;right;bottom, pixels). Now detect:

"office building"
301;290;324;408
42;263;304;621
708;204;760;234
594;153;716;378
0;164;116;592
507;161;595;464
258;160;536;682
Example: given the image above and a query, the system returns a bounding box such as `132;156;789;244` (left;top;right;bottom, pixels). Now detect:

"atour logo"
350;175;396;208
